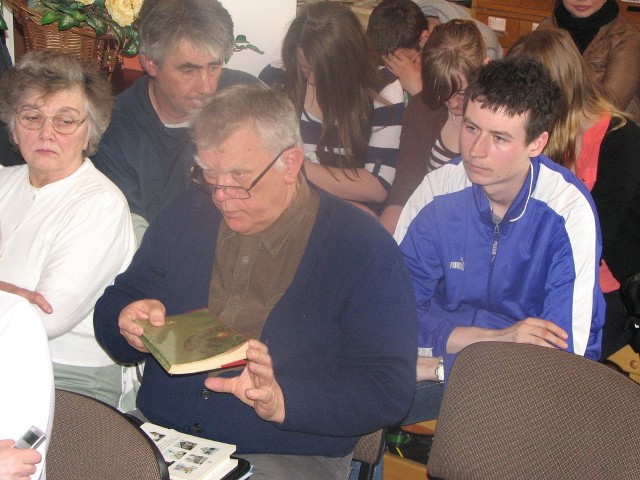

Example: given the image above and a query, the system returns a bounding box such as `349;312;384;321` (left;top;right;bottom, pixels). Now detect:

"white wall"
2;2;16;63
2;0;296;75
221;0;296;78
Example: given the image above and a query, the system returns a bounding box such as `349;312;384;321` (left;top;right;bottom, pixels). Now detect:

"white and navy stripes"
299;78;405;191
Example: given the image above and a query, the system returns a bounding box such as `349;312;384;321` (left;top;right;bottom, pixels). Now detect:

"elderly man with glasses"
94;84;417;480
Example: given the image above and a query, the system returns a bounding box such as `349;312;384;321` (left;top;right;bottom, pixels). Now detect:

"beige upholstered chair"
427;342;640;480
47;389;169;480
352;428;387;480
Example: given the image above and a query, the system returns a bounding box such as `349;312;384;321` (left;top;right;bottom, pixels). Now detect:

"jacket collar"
472;156;540;225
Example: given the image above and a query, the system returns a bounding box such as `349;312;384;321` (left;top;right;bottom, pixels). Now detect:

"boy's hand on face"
384;50;422;96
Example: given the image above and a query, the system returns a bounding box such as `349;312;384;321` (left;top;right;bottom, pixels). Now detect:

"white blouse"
0;160;135;367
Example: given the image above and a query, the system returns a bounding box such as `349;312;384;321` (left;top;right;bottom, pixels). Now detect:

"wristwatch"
435;356;445;383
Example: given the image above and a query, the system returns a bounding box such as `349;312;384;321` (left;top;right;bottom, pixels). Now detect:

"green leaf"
55;3;80;15
110;24;125;45
57;13;78;30
40;11;60;26
246;44;265;55
71;10;86;22
122;38;138;57
86;15;107;36
235;34;247;43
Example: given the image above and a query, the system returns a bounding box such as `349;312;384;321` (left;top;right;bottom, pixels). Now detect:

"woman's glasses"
16;110;87;135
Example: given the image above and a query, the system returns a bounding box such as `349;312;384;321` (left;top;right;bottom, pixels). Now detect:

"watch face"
436;363;445;382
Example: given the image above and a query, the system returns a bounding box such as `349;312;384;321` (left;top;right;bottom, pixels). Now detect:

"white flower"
105;0;143;27
77;0;95;5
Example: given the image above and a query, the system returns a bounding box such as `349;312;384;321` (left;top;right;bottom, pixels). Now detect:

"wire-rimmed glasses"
15;109;87;135
192;145;294;199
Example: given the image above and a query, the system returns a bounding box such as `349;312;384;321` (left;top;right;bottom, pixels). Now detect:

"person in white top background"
0;291;53;480
0;50;136;409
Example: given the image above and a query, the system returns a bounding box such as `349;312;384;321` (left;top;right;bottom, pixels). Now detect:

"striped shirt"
427;135;458;173
300;78;405;192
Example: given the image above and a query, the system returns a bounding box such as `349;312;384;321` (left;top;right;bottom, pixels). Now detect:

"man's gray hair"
191;84;302;159
138;0;234;65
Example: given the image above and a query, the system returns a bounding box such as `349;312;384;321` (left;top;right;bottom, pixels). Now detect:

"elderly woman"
0;51;136;408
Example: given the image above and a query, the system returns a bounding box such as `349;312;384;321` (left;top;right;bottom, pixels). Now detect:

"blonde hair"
421;20;486;109
508;28;626;168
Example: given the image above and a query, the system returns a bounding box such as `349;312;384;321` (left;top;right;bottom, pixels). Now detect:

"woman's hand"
0;282;52;314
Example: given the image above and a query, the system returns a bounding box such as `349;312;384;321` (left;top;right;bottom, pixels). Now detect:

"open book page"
141;422;238;480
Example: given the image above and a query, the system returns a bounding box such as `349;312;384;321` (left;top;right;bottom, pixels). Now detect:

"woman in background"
379;20;487;234
539;0;640;123
509;28;640;359
0;51;136;408
273;2;404;214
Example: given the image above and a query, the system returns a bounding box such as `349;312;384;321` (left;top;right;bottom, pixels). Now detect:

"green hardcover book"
135;309;248;375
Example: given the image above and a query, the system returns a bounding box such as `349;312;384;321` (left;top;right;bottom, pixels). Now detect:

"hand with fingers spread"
204;339;285;424
117;299;166;353
384;50;422;96
0;282;52;315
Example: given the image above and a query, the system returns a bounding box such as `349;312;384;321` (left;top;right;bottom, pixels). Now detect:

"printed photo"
165;449;186;460
176;441;197;450
186;454;208;465
174;463;196;474
148;431;165;442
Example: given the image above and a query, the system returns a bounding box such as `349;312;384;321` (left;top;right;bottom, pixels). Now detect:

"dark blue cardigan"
94;185;417;456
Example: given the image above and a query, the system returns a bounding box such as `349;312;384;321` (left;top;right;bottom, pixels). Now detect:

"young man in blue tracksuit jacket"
394;56;605;424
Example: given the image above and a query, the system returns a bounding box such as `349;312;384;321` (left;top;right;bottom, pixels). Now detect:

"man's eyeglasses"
192;146;294;199
16;110;87;135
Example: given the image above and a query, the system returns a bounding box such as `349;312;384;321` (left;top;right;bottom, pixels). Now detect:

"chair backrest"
47;389;169;480
352;428;386;480
427;342;640;480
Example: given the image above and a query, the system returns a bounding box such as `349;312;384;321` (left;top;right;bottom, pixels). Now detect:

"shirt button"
200;388;211;400
242;255;249;263
192;423;203;433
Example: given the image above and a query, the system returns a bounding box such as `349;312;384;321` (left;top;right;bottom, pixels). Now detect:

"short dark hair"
464;56;561;143
366;0;428;56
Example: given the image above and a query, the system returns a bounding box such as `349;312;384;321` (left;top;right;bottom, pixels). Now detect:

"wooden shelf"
472;0;640;52
383;452;427;480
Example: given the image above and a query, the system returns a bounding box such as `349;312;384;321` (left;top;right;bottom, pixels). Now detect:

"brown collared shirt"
208;179;319;340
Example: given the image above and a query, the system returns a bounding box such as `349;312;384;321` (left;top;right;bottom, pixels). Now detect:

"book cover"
135;309;248;375
141;422;239;480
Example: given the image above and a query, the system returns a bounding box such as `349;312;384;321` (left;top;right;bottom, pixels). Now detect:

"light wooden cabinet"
472;0;552;52
472;0;640;53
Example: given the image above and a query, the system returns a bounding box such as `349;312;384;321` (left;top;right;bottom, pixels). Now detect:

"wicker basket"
8;0;121;75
